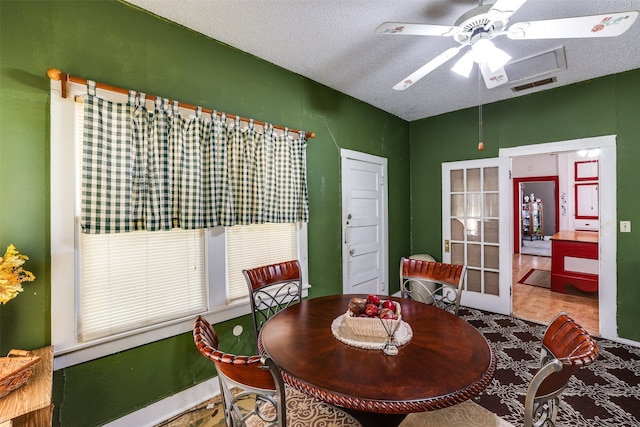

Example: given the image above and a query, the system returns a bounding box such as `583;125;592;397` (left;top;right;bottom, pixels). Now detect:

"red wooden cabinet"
550;231;598;294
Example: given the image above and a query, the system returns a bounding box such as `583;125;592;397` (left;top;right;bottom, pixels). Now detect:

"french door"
442;157;511;314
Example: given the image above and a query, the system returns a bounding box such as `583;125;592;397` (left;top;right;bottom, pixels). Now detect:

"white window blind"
226;223;298;302
79;229;206;342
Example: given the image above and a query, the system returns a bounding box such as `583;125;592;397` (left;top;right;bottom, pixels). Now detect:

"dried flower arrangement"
0;244;35;304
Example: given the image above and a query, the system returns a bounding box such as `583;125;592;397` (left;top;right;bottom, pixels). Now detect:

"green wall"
0;1;410;426
409;70;640;341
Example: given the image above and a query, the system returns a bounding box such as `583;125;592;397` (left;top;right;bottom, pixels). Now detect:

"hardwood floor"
512;253;599;336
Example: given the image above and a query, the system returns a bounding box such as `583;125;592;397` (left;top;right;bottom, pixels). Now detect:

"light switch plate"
620;221;631;233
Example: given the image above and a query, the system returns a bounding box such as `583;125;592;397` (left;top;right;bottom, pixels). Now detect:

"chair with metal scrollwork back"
193;316;362;427
193;315;286;427
400;257;467;315
243;260;302;342
524;312;599;427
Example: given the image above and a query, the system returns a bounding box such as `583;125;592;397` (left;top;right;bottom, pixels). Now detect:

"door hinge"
380;176;385;186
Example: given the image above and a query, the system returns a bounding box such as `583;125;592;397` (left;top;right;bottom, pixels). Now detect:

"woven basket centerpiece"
344;296;402;338
0;349;41;398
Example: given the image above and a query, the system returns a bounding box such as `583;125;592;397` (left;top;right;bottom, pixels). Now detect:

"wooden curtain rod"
46;68;315;140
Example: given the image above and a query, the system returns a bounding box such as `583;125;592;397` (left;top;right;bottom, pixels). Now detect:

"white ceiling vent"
505;47;567;86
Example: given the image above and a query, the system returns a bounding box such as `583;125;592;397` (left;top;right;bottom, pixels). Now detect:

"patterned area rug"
458;307;640;427
159;308;639;427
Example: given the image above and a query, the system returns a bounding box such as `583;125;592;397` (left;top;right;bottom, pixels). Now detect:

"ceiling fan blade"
487;0;528;21
507;10;639;39
479;62;509;89
393;46;463;90
376;21;459;37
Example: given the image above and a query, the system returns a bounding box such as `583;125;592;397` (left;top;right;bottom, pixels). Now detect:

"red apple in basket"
381;300;396;311
379;308;395;319
366;294;380;306
365;303;379;317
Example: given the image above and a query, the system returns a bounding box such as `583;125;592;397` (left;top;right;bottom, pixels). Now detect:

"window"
226;223;298;301
50;81;308;369
78;229;207;342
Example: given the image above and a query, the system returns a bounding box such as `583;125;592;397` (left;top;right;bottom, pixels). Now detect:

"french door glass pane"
484;167;499;191
484;271;499;295
451;170;464;192
484;246;499;269
448;165;500;296
467;168;481;191
467;269;481;293
451;219;464;241
485;219;499;243
483;193;499;217
451;194;465;217
451;242;464;265
468;243;481;268
467;193;482;217
466;219;481;242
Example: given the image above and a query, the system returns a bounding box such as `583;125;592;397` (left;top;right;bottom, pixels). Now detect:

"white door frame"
340;149;388;295
500;135;634;345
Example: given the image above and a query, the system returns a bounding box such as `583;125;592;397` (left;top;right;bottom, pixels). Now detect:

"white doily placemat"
331;314;413;350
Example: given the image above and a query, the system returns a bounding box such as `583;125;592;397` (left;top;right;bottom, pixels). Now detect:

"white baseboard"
104;377;220;427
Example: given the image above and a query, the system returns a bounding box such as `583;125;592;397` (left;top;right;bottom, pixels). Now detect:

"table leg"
344;408;407;427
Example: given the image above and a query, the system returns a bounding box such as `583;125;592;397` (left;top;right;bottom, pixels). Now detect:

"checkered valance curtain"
80;82;309;233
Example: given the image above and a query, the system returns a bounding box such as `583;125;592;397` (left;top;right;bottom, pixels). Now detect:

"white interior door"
442;157;512;314
341;149;388;296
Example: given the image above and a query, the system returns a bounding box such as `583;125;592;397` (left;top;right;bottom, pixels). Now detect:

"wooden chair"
523;312;599;427
193;316;361;427
243;260;302;342
400;257;467;315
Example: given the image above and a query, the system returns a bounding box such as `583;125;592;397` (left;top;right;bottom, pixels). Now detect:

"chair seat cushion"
398;400;514;427
248;386;362;426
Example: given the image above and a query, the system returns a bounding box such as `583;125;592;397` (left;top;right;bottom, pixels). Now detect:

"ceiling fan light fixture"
486;46;511;72
451;51;474;77
472;39;511;72
471;38;494;60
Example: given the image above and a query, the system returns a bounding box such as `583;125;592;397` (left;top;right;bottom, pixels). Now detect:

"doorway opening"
511;154;598;334
501;136;616;339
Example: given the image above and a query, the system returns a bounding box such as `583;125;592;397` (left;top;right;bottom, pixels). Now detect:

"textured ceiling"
125;0;640;121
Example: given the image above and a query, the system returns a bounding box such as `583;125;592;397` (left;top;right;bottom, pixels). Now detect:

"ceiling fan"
376;0;639;90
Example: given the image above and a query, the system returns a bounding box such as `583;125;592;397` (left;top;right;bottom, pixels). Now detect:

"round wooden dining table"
258;294;496;427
